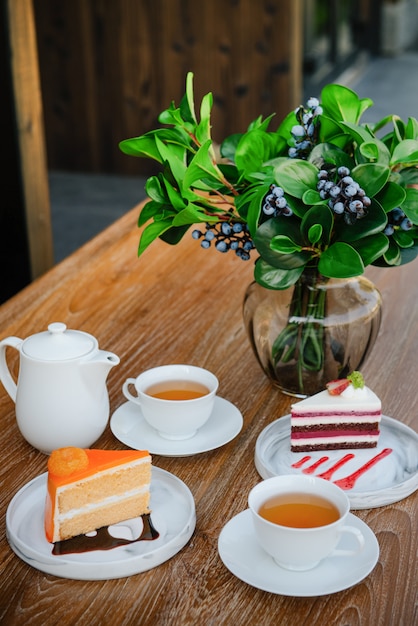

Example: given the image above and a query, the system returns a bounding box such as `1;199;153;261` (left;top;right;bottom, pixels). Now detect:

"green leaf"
308;143;352;170
375;182;406;213
138;218;174;255
358;139;391;165
302;189;323;205
321;84;373;123
241;182;272;236
171;202;218;227
318;242;364;277
183;71;197;123
352;162;390;197
382;238;402;265
308;224;323;244
155;136;187;185
137;199;169;228
403;187;418;223
405;117;418;140
270;235;302;254
254;258;305;289
254;218;312;269
162;179;186;211
351;234;389;265
182;140;222;188
234;130;275;175
119;134;163;161
274;159;318;198
301;204;333;245
335;198;388;242
390;139;418;165
145;176;167;203
196;91;214;145
159;224;191;245
393;229;414;248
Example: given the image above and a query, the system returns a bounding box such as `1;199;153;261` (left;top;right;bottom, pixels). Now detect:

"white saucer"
218;510;379;596
6;467;195;580
110;396;243;456
255;415;418;509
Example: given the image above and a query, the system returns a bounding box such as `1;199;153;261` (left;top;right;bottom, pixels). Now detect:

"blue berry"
215;241;228;253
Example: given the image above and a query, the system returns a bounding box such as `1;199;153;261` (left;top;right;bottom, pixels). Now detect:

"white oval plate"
110;396;243;456
255;415;418;509
6;467;195;580
218;509;379;597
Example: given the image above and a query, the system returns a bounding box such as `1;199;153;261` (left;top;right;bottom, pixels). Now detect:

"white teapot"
0;323;120;453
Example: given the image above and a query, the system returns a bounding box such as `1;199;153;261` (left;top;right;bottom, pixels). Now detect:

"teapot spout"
81;350;120;386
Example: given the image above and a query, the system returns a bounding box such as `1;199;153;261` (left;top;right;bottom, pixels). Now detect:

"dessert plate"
110;396;243;456
255;415;418;509
218;510;379;596
6;467;195;580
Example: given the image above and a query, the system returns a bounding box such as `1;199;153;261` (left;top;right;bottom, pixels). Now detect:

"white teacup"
248;475;365;571
122;364;218;440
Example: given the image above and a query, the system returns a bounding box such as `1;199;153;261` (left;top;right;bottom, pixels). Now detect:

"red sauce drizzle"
333;448;393;490
301;456;329;474
316;454;355;480
291;456;311;469
290;448;393;489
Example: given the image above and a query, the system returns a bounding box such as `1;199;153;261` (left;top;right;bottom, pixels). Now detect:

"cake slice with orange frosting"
45;447;152;543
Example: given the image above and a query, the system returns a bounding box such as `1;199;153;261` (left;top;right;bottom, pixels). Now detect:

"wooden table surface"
0;202;417;626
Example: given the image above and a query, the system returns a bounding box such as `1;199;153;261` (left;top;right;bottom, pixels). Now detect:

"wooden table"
0;202;416;625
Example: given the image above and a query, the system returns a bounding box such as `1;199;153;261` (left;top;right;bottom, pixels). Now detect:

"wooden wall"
33;0;302;177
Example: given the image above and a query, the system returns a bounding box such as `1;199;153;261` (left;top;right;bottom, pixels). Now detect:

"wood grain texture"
33;0;302;175
0;202;416;625
6;0;54;279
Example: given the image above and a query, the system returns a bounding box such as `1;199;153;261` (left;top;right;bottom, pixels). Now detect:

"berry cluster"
262;184;293;218
384;207;413;236
288;97;322;160
191;221;255;260
317;166;371;225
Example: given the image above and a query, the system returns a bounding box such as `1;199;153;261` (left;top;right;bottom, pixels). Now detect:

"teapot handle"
0;337;23;402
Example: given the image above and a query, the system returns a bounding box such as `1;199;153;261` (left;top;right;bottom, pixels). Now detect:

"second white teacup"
248;475;365;571
122;364;218;440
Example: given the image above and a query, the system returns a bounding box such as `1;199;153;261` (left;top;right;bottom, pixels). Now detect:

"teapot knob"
48;322;67;334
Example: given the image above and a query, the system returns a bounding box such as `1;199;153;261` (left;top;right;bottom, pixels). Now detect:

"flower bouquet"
119;73;418;394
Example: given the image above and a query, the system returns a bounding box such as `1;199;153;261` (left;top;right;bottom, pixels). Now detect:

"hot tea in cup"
248;475;365;571
122;364;218;440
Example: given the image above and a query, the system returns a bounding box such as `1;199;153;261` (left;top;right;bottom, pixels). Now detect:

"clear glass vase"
243;272;382;398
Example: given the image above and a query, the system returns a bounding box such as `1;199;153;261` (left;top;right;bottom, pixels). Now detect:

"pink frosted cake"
290;372;382;452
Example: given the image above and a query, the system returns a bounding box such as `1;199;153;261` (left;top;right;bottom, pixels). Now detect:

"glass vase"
243;272;382;398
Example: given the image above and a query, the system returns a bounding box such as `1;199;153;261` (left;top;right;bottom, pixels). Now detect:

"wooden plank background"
33;0;302;176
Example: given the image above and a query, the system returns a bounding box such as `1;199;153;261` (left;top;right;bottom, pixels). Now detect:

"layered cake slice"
290;372;381;452
45;447;152;543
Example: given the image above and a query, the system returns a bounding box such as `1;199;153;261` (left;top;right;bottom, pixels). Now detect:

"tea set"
1;321;413;591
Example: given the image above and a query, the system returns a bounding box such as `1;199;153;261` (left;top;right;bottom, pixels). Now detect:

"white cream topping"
340;385;368;399
291;385;381;413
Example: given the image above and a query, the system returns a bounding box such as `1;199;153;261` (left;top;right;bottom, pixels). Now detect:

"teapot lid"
22;323;97;361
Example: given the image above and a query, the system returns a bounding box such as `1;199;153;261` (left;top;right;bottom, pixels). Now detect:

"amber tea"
145;380;210;401
258;492;340;528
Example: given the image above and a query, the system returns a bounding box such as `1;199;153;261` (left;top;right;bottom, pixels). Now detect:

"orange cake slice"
45;447;152;543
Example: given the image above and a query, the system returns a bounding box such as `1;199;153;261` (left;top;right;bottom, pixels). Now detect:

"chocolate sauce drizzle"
52;513;159;555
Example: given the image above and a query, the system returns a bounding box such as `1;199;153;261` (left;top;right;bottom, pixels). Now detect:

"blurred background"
2;0;418;302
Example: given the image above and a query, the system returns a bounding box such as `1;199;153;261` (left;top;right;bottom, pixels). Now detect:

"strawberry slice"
326;378;351;395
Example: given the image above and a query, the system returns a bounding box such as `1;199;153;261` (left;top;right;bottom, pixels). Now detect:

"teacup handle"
0;337;23;402
122;378;141;405
331;525;365;557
